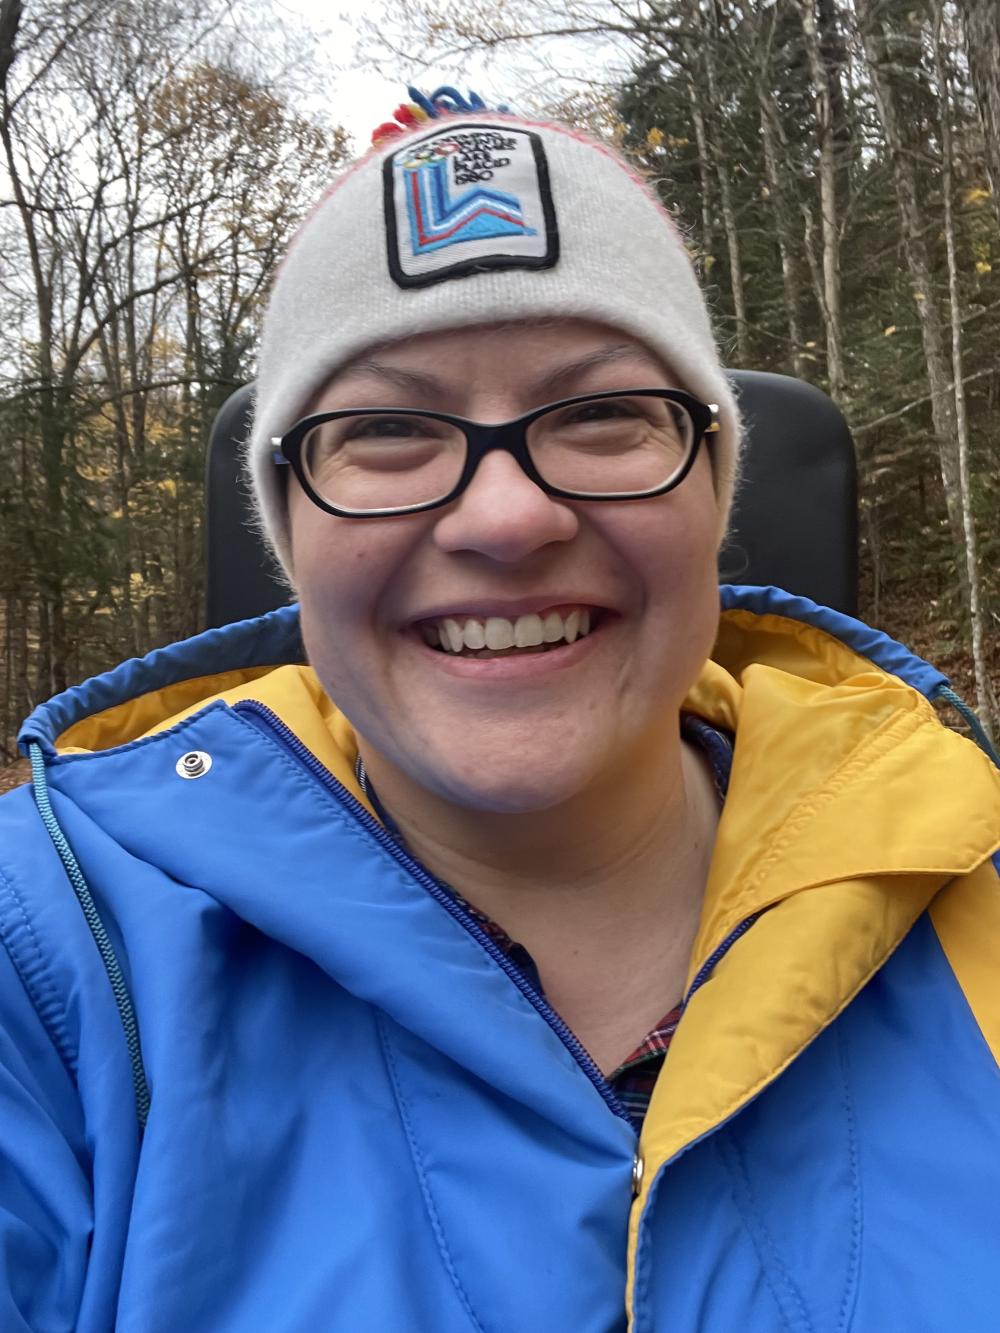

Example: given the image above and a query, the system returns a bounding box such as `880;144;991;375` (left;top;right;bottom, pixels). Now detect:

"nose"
432;448;579;561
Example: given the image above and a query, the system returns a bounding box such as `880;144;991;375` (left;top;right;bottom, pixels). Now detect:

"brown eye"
562;401;638;422
341;416;437;441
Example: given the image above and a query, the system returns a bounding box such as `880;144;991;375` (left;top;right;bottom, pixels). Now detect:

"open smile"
416;605;604;660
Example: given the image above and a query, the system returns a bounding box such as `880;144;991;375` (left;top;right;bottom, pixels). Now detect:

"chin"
424;755;588;816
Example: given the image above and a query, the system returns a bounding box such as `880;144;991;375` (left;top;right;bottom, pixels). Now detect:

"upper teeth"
427;608;593;653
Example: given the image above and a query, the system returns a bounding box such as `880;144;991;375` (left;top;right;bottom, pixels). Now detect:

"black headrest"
204;371;857;629
720;372;857;611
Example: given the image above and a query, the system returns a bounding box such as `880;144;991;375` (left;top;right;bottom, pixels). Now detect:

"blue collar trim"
719;584;949;698
19;605;304;754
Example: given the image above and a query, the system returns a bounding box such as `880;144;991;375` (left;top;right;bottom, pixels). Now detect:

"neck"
358;723;720;1072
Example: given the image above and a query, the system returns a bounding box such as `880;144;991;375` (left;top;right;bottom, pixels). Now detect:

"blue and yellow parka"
1;585;999;1331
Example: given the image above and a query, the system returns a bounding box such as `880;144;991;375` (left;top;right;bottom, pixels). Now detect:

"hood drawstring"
28;742;150;1132
931;685;1000;769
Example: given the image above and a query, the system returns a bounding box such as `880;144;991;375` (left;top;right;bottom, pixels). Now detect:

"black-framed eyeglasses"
270;388;720;519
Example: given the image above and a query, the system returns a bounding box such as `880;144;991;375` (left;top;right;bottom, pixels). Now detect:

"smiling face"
288;319;721;815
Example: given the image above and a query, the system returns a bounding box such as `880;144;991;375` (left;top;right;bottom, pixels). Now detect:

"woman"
2;89;999;1332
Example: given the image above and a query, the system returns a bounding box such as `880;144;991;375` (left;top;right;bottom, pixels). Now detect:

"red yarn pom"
371;121;404;146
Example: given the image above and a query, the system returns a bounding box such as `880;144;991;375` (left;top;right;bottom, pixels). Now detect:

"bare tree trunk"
796;0;845;402
959;0;1000;235
934;4;995;741
0;0;22;101
861;14;968;607
867;501;882;627
12;593;29;735
684;62;716;268
753;16;807;378
2;597;13;762
687;3;749;363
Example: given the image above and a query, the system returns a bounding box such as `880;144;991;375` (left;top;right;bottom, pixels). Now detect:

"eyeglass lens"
299;395;695;512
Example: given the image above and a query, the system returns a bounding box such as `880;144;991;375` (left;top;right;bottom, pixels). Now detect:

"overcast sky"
273;0;501;149
266;0;628;154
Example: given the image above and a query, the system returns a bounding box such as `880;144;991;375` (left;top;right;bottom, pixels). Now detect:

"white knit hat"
249;91;741;571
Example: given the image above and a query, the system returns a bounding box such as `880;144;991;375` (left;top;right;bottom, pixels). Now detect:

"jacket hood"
18;585;1000;1012
19;583;999;986
13;584;1000;1329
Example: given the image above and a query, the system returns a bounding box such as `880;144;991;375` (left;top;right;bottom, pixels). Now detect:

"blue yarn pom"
406;86;438;117
406;85;509;118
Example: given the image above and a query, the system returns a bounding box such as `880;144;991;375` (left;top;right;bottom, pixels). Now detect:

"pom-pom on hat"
249;86;741;573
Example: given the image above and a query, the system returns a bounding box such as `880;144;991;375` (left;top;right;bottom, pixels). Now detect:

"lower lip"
408;620;608;680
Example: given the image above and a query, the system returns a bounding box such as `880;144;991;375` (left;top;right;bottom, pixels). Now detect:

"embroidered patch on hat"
384;123;559;288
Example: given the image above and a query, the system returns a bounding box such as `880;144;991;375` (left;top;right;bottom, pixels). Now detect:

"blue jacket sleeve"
0;938;92;1331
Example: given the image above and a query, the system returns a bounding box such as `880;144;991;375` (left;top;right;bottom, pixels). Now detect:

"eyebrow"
528;344;656;398
339;358;444;397
338;344;659;404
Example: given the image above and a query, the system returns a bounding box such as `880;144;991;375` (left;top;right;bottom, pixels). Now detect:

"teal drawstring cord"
28;742;150;1131
931;685;1000;769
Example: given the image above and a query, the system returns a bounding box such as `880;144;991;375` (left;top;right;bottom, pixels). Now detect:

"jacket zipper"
235;699;636;1129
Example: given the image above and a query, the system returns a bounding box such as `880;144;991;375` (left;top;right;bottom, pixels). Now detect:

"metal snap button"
175;750;212;779
631;1151;644;1197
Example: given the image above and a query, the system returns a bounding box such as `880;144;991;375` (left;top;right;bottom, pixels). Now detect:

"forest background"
1;0;998;783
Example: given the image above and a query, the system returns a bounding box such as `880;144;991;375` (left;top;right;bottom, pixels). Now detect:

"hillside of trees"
2;0;998;771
